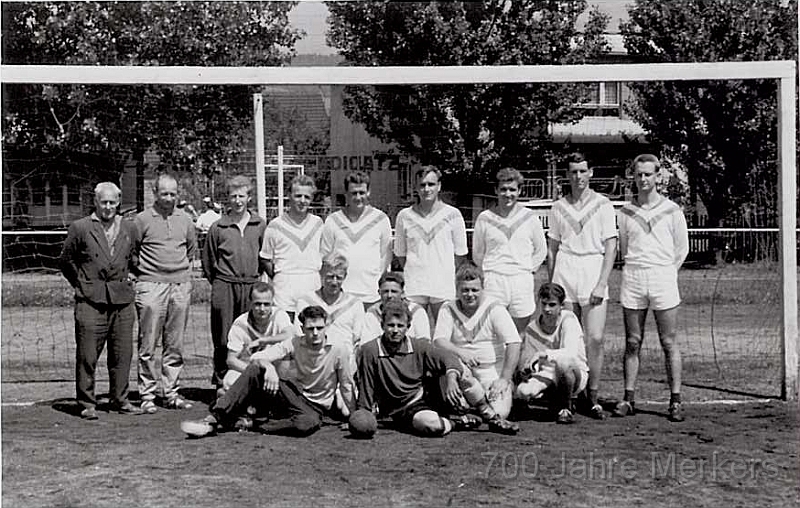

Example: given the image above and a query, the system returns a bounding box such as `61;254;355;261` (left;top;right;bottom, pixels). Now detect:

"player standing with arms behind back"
321;171;392;308
394;166;468;328
613;154;688;422
547;153;617;420
473;167;547;334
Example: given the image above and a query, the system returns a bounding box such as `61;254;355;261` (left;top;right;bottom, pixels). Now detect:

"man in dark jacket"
60;182;142;419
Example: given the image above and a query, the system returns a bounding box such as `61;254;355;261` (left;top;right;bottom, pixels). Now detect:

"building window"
581;82;621;117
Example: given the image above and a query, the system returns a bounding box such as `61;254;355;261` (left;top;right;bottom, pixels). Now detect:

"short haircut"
291;174;317;193
455;261;484;285
94;182;121;200
378;271;405;289
152;172;178;192
632;153;661;170
537;282;566;304
495;167;524;187
344;171;370;191
381;297;411;324
227;175;252;194
566;152;588;166
321;252;348;274
298;305;328;324
249;281;274;299
415;165;442;183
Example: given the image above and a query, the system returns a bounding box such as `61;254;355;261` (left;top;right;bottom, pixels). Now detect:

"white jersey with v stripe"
295;291;368;353
520;309;588;378
549;190;617;257
472;206;547;275
394;203;468;300
321;207;392;303
261;213;323;275
362;300;431;344
618;197;688;268
433;298;521;388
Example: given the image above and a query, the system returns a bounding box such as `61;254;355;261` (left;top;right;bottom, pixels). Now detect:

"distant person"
514;283;589;424
195;197;221;235
260;174;323;319
133;173;197;413
363;271;431;343
321;171;392;307
547;153;617;420
180;305;356;438
202;175;268;390
433;262;521;434
60;182;143;419
613;154;689;422
473;167;547;334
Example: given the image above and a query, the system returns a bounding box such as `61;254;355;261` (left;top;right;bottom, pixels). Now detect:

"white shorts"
552;252;607;306
273;272;320;313
406;295;446;307
518;358;588;398
620;265;680;311
483;271;535;318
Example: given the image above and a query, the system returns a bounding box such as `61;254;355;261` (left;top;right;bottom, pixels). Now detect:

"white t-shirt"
260;213;323;275
433;297;521;387
321;207;392;302
472;205;547;275
226;309;294;362
394;203;468;299
362;300;431;343
549;190;617;257
196;210;221;234
618;196;688;268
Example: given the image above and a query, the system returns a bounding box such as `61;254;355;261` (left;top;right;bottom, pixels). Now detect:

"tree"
325;0;609;190
2;1;302;197
620;0;798;227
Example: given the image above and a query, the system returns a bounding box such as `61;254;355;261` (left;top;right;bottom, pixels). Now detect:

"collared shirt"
134;207;197;283
250;335;354;410
90;212;122;258
357;336;460;416
202;210;266;283
472;205;548;275
549;190;617;257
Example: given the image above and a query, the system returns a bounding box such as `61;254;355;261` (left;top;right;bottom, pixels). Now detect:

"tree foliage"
2;1;302;179
620;0;798;226
325;0;609;189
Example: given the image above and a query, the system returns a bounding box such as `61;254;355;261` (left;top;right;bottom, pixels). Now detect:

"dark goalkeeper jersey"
357;336;461;417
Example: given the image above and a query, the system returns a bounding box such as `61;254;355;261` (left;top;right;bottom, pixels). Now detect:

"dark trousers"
210;280;253;386
212;363;327;436
74;300;135;409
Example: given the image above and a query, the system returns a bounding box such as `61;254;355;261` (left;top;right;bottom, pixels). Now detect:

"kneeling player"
514;283;589;424
351;298;517;438
181;305;355;438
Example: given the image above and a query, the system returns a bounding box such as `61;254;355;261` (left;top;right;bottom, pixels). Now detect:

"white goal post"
2;61;796;399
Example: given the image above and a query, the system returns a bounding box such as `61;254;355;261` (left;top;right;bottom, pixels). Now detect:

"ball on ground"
348;409;377;439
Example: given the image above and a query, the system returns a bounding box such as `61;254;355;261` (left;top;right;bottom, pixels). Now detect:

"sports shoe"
165;397;193;410
588;404;607;421
80;407;99;420
181;415;218;438
140;400;158;414
487;415;519;435
113;402;144;415
556;408;575;424
612;400;635;417
668;402;685;422
234;416;254;432
449;414;482;431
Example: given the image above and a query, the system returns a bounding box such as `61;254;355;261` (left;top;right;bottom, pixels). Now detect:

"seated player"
180;305;355;438
433;262;521;432
352;298;517;438
362;271;431;343
514;283;589;425
220;282;293;392
295;253;368;362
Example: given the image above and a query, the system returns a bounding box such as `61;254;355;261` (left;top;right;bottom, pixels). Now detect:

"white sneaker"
141;400;158;414
181;416;217;438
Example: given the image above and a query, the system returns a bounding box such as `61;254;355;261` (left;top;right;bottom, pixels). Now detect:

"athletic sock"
587;388;599;406
623;390;635;404
670;393;681;405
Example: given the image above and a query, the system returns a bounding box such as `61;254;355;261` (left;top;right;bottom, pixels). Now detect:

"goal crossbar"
1;61;796;400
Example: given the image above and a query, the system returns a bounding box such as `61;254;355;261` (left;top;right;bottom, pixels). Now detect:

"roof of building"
550;116;646;144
